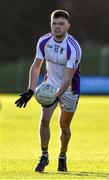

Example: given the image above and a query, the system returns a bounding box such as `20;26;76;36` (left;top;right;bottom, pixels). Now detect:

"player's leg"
58;110;74;172
58;92;79;172
40;103;58;151
59;110;74;155
35;102;58;172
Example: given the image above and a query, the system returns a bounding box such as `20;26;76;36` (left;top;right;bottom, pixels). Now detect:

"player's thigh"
59;92;79;112
59;110;74;129
41;102;58;123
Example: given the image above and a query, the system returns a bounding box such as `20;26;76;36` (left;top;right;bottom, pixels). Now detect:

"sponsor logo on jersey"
47;44;53;48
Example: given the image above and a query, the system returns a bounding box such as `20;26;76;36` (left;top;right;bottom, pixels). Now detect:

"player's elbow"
29;63;40;76
31;58;42;71
64;78;71;88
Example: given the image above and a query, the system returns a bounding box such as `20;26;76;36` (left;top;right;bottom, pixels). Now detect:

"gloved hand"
15;89;34;108
42;96;59;108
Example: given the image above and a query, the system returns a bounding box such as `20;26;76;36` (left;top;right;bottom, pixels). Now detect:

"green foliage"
0;95;109;179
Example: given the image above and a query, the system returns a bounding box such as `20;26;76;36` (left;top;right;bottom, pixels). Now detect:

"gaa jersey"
35;32;82;95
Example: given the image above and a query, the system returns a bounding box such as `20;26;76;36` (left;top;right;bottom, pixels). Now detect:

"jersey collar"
53;33;68;43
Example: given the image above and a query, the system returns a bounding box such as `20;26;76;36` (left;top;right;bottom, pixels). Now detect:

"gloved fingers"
19;101;25;108
15;98;28;108
15;97;22;104
16;100;24;108
19;93;26;97
15;97;25;107
23;101;28;108
15;90;33;108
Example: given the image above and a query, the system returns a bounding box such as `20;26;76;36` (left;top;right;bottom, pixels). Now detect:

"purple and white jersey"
35;33;82;94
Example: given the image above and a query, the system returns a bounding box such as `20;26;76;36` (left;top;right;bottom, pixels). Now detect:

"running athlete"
15;10;82;172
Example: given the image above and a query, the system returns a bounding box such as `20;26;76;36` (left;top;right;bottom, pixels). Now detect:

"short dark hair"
51;10;70;22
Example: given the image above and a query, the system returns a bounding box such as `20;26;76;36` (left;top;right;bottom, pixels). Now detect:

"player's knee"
61;126;71;136
40;118;50;127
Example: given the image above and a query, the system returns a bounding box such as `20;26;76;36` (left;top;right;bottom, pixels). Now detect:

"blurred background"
0;0;109;94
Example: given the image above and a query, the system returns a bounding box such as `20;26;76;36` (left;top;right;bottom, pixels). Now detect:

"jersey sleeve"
66;41;82;69
35;38;44;60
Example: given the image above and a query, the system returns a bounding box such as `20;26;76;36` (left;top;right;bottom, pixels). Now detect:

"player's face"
51;17;70;38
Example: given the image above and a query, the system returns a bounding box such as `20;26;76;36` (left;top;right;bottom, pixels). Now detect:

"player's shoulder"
66;34;82;59
66;34;81;50
38;32;53;43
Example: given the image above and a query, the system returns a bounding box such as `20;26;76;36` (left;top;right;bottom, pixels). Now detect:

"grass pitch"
0;95;109;179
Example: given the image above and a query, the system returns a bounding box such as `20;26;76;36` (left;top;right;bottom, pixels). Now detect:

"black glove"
15;89;34;108
42;96;59;108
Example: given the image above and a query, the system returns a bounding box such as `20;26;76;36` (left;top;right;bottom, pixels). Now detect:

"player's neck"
53;33;67;43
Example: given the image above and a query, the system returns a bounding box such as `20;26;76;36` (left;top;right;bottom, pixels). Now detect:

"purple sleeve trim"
39;36;52;57
66;40;71;60
68;36;81;59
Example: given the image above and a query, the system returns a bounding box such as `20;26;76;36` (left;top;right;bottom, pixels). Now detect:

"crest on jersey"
60;48;64;54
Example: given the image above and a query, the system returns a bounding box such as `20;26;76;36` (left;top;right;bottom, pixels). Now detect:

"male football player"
15;10;82;172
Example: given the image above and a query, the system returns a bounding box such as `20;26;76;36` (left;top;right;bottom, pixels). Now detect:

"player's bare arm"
28;58;43;91
55;67;77;97
15;58;43;108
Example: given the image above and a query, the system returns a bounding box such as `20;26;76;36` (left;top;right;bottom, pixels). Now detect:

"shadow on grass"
42;171;109;178
74;171;109;178
1;170;109;179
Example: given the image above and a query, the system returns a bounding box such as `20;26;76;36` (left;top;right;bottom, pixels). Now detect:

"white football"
34;82;56;106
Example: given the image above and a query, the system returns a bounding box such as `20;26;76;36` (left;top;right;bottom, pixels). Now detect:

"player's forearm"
28;65;40;91
56;67;77;97
56;79;70;97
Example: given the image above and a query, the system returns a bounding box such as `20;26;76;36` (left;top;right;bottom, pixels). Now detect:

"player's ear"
67;23;70;30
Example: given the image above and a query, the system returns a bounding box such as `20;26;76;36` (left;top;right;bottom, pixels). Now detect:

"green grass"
0;95;109;179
